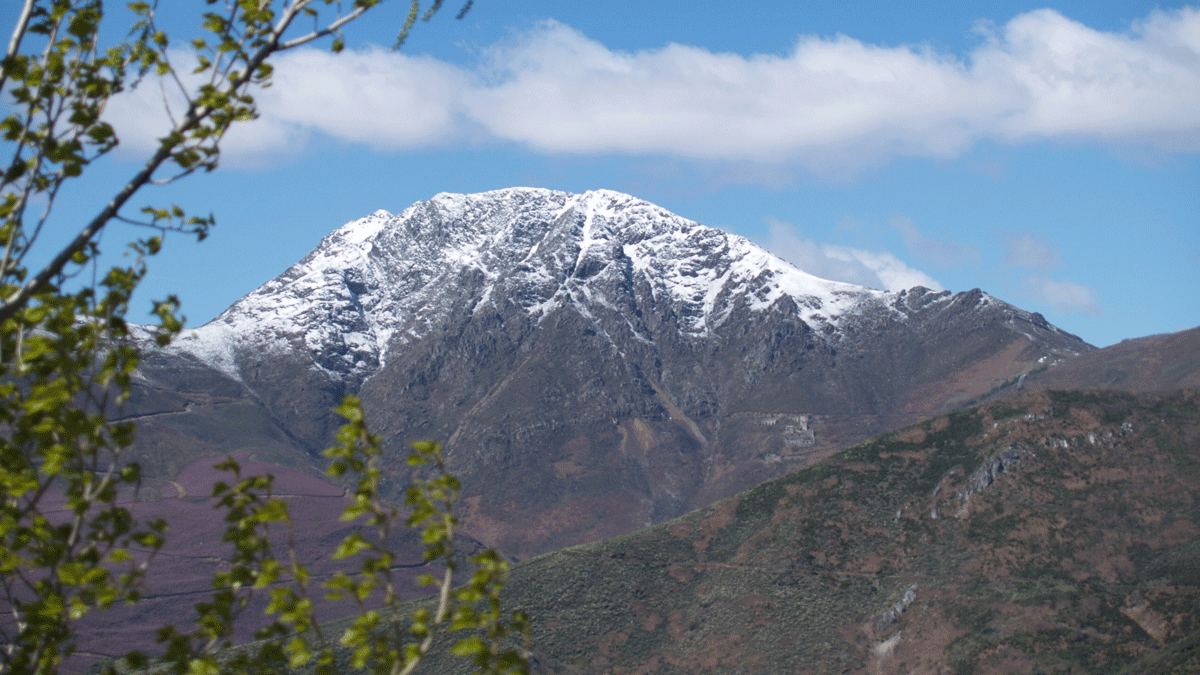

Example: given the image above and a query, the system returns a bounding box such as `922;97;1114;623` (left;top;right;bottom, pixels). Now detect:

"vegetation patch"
987;401;1027;421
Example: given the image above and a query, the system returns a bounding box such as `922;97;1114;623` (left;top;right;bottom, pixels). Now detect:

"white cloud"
825;246;945;292
105;48;469;167
465;25;986;168
1000;231;1060;270
261;49;470;148
1021;275;1102;315
977;9;1200;148
763;218;942;292
104;7;1200;173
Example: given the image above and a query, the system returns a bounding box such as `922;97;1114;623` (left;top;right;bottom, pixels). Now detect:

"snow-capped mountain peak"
139;188;1094;560
164;188;1057;387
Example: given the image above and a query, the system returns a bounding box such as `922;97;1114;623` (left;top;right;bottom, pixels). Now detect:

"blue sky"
14;1;1199;347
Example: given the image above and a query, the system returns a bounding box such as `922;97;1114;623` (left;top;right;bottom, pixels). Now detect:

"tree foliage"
0;2;527;674
149;400;529;675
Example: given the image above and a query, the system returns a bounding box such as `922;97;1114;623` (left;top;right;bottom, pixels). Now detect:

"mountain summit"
137;188;1091;556
172;188;926;384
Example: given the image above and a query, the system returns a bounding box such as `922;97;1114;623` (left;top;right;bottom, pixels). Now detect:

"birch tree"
0;2;526;674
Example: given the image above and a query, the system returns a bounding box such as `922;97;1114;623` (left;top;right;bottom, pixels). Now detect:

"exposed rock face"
133;188;1092;557
957;445;1027;503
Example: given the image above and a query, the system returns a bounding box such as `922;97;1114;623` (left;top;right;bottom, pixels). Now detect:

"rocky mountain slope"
402;388;1199;675
131;188;1092;557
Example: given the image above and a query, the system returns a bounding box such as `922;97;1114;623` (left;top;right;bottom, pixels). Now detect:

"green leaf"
450;635;486;657
334;532;372;559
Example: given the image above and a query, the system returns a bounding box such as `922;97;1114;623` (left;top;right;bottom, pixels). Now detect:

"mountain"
1023;326;1200;392
130;188;1092;558
405;388;1199;675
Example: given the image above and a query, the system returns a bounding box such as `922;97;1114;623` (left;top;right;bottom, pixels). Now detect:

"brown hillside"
437;389;1200;674
1025;326;1200;392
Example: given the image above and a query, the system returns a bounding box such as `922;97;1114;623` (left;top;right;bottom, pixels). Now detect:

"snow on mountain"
163;188;1027;383
137;188;1094;560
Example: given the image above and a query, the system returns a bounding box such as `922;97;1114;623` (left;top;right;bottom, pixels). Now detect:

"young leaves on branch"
2;2;504;674
152;397;529;675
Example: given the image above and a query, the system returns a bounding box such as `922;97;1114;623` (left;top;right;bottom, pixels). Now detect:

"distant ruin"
761;414;817;447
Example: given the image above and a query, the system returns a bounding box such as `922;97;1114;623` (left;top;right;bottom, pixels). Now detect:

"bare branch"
112;213;160;229
278;5;371;50
1;0;36;87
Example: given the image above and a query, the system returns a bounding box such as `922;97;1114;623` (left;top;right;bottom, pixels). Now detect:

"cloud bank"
106;6;1200;172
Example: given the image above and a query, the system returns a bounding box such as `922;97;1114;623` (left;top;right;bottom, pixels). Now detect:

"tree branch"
278;5;371;50
0;2;301;323
1;0;36;90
